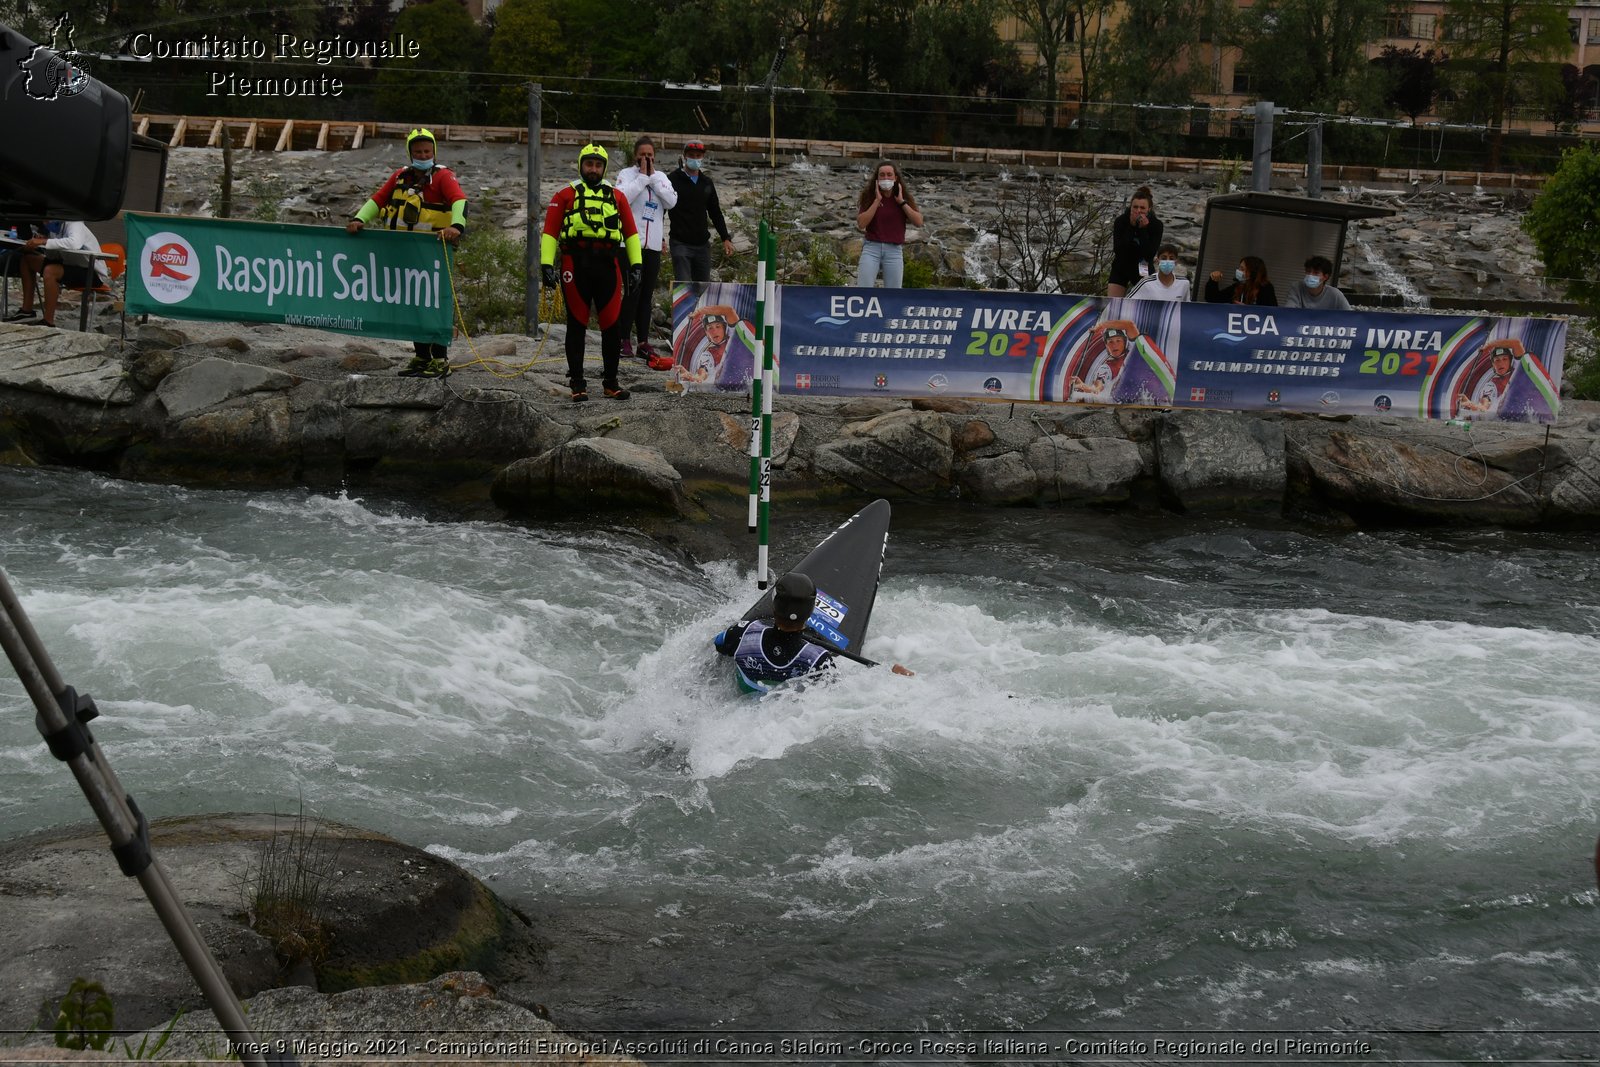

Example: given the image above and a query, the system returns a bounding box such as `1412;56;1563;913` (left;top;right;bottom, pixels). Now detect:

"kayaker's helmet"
773;572;816;625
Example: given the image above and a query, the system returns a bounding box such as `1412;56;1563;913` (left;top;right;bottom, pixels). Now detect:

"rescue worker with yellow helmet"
346;128;467;379
540;143;644;401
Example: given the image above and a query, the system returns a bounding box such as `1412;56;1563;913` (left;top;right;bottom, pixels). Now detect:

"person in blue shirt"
714;572;912;693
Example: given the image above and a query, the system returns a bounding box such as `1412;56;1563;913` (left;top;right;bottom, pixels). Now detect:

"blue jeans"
856;240;903;288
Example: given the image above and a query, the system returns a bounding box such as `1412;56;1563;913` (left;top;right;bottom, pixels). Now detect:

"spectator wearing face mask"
1283;254;1351;311
855;160;924;289
1128;243;1190;302
1205;256;1277;306
346;127;467;379
667;140;734;286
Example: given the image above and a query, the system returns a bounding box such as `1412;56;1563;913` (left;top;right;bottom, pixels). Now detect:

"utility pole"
525;83;542;337
1252;100;1275;192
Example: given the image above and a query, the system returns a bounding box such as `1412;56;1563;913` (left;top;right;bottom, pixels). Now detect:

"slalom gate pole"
748;219;768;540
0;568;290;1067
757;228;777;589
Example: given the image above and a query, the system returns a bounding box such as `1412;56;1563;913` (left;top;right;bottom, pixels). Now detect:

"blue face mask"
1158;259;1175;275
1304;273;1324;289
1234;268;1247;283
685;157;703;172
410;157;435;172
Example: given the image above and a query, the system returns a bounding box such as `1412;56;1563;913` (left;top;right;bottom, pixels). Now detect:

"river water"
4;464;1598;1062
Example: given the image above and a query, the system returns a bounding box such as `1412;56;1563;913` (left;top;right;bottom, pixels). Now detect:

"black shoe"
571;389;589;402
603;384;630;400
3;308;38;323
398;355;430;377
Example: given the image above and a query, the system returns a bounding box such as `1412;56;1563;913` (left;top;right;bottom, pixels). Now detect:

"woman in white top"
614;136;678;366
1128;243;1190;302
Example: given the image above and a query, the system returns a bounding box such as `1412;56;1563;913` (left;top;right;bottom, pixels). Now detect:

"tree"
1103;0;1234;105
1372;43;1442;123
1001;0;1117;131
1441;0;1571;169
1235;0;1387;112
375;0;487;125
1522;143;1600;311
485;0;569;126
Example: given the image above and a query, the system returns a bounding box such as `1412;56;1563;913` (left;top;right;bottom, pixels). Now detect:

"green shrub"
452;228;532;334
903;257;935;289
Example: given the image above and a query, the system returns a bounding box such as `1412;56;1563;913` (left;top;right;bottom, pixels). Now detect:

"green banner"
124;212;454;345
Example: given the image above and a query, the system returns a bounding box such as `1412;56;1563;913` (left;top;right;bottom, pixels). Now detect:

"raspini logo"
873;373;888;389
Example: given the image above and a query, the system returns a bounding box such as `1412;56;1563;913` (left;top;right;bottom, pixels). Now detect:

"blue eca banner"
125;212;455;345
671;284;1567;424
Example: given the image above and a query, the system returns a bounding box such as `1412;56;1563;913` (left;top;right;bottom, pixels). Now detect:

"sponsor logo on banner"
1374;394;1393;412
795;373;812;389
1190;387;1206;402
1321;391;1341;406
140;232;200;304
874;373;888;389
1267;390;1281;403
928;374;948;391
983;376;1003;394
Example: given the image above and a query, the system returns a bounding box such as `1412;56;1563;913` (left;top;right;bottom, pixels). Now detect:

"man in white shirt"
1128;243;1190;302
4;220;108;328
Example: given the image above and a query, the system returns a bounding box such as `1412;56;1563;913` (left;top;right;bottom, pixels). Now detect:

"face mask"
1304;274;1324;289
1234;268;1247;283
410;158;435;172
685;157;703;171
1158;259;1175;275
878;179;895;191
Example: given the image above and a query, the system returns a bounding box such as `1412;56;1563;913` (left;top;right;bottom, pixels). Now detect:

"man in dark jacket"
666;140;734;285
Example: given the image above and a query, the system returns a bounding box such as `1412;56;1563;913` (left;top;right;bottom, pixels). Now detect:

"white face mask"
1235;268;1247;283
878;179;895;191
1304;274;1324;289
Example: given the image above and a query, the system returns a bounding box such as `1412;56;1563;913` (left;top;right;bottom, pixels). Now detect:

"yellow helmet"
579;142;609;169
406;128;436;150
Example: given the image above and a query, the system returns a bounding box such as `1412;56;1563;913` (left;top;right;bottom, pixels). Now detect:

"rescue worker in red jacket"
346;128;467;379
540;144;644;401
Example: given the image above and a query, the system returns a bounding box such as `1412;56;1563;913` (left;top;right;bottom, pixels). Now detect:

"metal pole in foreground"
1252;99;1275;192
0;569;286;1067
525;82;544;336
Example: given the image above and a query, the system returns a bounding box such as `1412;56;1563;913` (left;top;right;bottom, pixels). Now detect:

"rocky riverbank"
3;318;1600;530
0;815;638;1065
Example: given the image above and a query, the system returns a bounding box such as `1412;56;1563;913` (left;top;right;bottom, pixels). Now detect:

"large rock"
491;437;694;515
0;324;134;405
156;357;296;420
1158;410;1288;512
1292;425;1542;524
812;408;955;497
0;816;531;1037
1025;435;1145;505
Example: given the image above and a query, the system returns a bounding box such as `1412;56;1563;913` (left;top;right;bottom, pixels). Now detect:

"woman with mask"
855;161;923;288
1205;255;1277;306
